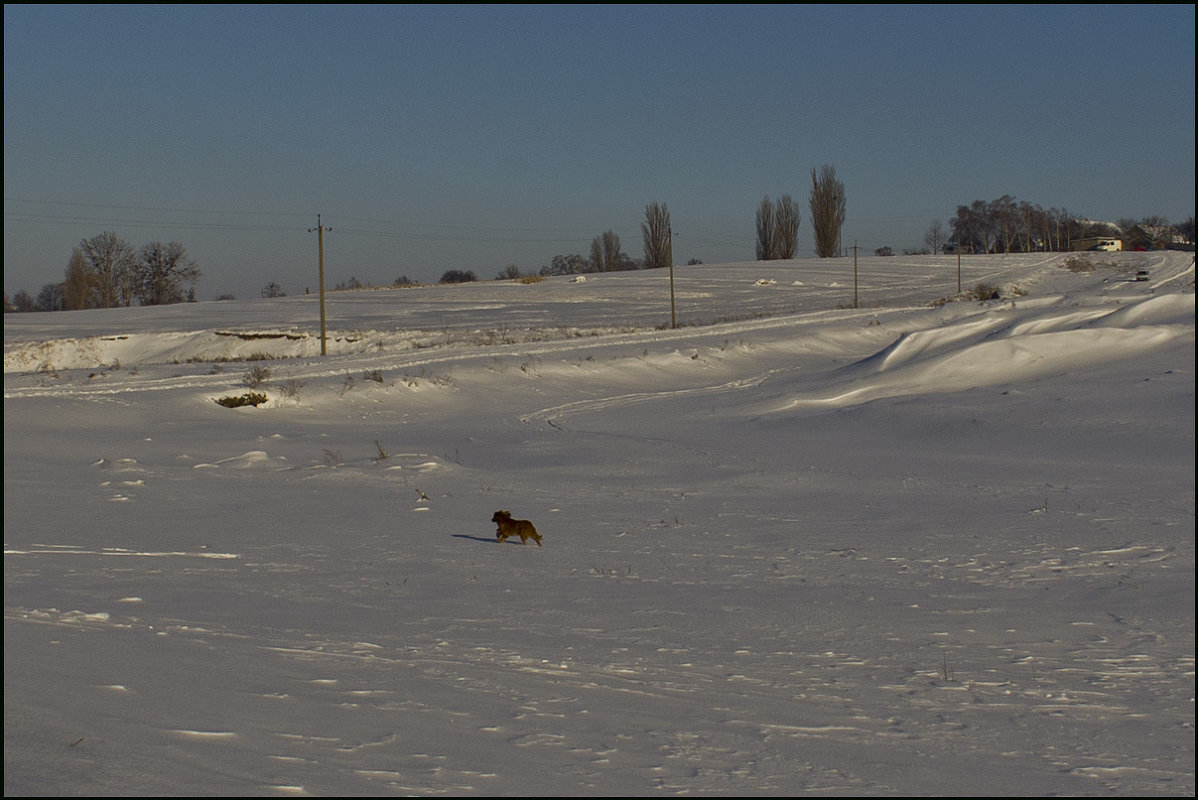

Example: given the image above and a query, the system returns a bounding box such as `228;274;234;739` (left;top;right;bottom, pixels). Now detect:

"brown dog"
492;510;542;547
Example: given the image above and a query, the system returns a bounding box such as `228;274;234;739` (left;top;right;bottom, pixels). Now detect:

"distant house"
1123;224;1178;251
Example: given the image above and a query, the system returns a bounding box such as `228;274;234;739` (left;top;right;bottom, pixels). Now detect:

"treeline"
498;202;677;280
6;231;200;312
755;164;847;260
944;196;1194;254
521;166;849;281
6;176;847;308
12;189;1187;310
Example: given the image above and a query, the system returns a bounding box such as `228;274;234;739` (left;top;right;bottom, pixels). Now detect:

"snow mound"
768;291;1194;410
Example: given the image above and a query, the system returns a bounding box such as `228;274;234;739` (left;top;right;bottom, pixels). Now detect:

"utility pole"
957;250;962;295
668;225;677;329
308;215;330;355
852;241;859;309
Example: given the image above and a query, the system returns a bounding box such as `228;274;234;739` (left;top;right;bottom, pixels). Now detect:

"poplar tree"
641;203;671;270
809;165;846;258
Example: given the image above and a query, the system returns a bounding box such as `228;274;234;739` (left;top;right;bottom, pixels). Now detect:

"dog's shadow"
452;534;501;545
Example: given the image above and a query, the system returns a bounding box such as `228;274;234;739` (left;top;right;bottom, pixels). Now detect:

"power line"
4;197;310;220
4;212;298;234
4;199;635;246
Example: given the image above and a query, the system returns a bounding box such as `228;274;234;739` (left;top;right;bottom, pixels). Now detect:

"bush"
969;283;1001;301
276;378;304;400
243;365;271;387
439;269;476;284
215;392;268;408
930;282;1014;307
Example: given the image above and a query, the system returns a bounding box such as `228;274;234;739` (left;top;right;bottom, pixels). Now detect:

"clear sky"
4;4;1194;301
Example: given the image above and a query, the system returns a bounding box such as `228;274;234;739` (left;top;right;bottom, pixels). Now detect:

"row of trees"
524;202;677;279
589;230;632;273
513;175;848;282
13;187;1182;311
8;232;200;312
756;195;800;260
942;197;1192;255
534;171;847;282
755;165;847;260
947;197;1083;254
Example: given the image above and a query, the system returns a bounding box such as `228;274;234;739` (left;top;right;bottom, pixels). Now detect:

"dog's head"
492;510;512;542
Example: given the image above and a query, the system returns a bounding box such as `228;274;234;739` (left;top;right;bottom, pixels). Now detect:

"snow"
4;252;1195;796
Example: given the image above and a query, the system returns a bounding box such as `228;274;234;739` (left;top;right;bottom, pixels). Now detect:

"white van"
1071;237;1123;252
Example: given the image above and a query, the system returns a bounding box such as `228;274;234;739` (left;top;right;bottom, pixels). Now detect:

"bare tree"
604;230;623;271
80;232;137;307
642;202;671;270
758;195;801;259
773;194;800;259
1020;201;1038;252
540;253;589;276
590;230;623;271
755;196;774;260
36;283;65;311
63;247;93;309
1136;215;1174;249
809;165;846;258
923;220;947;254
1175;216;1194;244
11;289;36;312
989;195;1018;253
951;200;996;253
949;204;973;252
1057;208;1082;251
136;241;200;305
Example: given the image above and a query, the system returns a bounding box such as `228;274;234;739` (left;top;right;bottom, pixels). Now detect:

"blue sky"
4;4;1194;300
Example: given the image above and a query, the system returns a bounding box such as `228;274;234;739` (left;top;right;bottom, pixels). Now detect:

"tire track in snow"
520;368;796;430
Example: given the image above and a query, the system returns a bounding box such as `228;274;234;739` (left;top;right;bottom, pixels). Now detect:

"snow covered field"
4;252;1194;796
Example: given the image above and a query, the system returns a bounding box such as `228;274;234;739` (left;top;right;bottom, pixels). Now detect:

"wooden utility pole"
852;242;859;309
309;215;329;355
668;224;677;329
957;250;962;295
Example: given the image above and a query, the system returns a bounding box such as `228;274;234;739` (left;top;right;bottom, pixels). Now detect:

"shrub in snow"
275;378;304;401
215;392;268;408
968;283;1001;301
243;365;271;388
